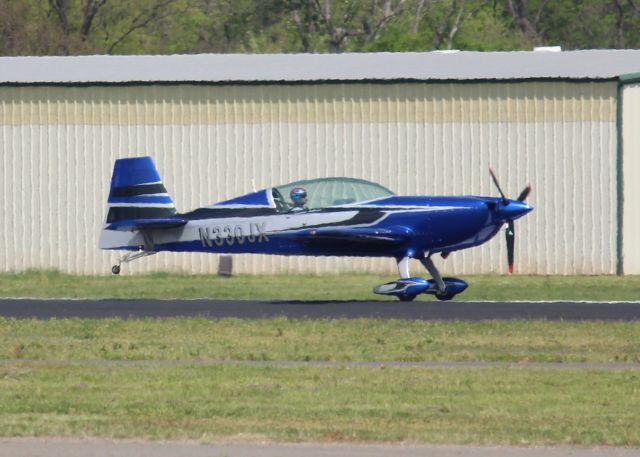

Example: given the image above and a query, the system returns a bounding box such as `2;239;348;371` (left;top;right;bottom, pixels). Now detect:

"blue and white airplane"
100;156;532;301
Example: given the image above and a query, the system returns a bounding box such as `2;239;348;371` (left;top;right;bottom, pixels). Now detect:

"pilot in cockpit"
289;187;308;212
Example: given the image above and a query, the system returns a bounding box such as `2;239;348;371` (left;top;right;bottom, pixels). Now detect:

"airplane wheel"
111;265;121;275
435;289;455;301
398;294;416;302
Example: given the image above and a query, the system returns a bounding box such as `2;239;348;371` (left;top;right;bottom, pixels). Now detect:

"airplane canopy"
274;177;394;210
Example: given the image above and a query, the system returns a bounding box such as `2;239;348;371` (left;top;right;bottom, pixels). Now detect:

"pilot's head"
290;187;308;207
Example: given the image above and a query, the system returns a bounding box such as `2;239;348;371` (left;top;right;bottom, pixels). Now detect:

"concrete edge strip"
1;438;639;457
1;298;640;304
2;359;639;370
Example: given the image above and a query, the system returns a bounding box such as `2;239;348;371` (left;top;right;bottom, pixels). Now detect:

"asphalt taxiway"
0;298;639;320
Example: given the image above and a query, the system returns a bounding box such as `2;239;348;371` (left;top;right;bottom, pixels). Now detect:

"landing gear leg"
396;256;411;279
420;255;460;300
111;249;156;275
111;231;156;275
419;255;446;293
394;256;416;301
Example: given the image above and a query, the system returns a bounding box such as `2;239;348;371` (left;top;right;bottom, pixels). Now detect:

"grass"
1;317;639;363
2;269;640;300
0;363;638;445
1;270;639;445
0;317;639;445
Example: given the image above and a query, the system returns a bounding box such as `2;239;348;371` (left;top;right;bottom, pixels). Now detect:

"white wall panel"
0;82;618;275
623;83;640;274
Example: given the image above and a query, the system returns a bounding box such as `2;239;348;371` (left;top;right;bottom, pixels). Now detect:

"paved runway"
1;439;639;457
1;298;639;320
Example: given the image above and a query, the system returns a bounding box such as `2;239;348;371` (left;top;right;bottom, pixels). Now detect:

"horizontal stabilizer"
105;217;188;231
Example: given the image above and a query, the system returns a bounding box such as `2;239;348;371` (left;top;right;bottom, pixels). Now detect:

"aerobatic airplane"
100;156;532;301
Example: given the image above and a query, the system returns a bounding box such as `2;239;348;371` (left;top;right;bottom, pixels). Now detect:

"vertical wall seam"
616;80;624;275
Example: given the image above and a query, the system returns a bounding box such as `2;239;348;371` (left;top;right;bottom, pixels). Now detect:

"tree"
432;0;490;49
519;0;640;50
0;0;189;55
100;0;187;54
370;0;503;52
289;0;406;53
3;0;640;56
504;0;547;45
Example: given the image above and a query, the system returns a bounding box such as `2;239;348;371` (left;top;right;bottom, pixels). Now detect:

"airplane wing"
289;226;412;245
105;217;188;231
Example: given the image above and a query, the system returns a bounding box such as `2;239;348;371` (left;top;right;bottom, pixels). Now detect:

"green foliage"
533;0;624;49
2;0;640;56
454;9;534;51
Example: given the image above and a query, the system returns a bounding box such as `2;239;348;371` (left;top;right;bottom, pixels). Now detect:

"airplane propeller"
489;168;532;274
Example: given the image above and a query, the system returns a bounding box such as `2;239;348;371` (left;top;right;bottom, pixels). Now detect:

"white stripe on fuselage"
152;206;459;246
102;204;462;250
154;210;364;245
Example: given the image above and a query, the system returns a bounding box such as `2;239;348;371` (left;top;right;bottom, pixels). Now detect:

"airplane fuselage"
100;157;534;300
106;195;521;261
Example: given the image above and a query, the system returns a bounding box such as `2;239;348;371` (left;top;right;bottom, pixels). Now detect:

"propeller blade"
506;220;515;274
517;184;532;202
489;168;507;202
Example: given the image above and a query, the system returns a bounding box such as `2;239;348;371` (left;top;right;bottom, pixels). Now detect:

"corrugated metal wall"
0;81;617;275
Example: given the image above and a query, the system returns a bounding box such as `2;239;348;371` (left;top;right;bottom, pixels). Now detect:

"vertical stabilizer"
105;156;177;224
100;156;182;250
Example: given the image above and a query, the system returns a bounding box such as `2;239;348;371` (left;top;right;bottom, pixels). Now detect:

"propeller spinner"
489;169;532;274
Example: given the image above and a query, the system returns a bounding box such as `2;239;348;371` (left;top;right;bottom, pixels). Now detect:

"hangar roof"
1;50;640;84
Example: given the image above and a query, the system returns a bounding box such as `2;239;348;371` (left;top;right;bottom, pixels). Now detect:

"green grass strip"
2;318;639;363
0;363;638;446
2;270;640;300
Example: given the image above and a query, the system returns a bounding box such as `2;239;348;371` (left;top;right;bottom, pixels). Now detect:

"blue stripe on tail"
106;156;177;223
110;156;162;189
108;195;174;205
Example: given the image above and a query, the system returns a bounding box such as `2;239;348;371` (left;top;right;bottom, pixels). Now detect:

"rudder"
100;156;185;251
105;156;177;224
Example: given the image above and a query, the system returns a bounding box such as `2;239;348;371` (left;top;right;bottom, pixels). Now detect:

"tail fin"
100;157;186;249
105;156;177;224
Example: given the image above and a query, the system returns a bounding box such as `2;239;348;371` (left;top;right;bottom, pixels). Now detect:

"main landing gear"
373;254;468;301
